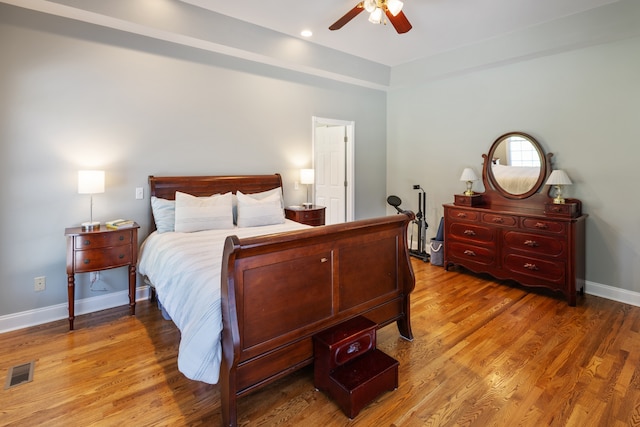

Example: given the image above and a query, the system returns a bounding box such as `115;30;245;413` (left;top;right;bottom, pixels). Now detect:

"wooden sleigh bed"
143;174;415;426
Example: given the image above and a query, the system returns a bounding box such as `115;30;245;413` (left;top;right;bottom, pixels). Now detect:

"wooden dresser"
444;132;587;306
443;203;586;305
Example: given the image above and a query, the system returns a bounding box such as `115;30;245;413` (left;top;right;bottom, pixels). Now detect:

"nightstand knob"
83;240;91;246
119;254;125;259
83;259;90;264
119;235;124;241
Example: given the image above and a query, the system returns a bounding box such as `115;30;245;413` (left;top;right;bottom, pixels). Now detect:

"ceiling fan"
330;0;412;34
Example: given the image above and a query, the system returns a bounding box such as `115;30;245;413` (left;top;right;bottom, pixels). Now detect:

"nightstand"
64;223;139;330
285;205;326;226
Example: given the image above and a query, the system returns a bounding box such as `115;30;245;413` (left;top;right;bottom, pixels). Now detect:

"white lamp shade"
364;0;377;13
78;170;105;194
387;0;404;16
300;169;314;185
545;170;572;186
368;7;383;24
459;168;478;182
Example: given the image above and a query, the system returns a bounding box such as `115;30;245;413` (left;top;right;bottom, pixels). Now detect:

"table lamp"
78;170;105;230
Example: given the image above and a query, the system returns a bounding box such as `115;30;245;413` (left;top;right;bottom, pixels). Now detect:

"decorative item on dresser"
65;222;140;330
443;132;587;306
285;205;326;226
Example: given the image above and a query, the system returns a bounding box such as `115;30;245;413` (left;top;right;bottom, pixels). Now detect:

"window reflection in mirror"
490;135;542;196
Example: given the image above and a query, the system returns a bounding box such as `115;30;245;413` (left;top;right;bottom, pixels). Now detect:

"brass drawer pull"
493;217;504;223
524;240;538;247
463;229;476;236
535;222;548;229
523;263;539;270
457;213;467;218
347;342;361;354
463;249;476;257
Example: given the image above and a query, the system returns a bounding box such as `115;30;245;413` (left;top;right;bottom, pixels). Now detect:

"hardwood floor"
3;260;640;426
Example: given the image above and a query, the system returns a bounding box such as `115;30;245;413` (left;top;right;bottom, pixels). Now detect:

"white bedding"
137;219;310;384
492;164;539;194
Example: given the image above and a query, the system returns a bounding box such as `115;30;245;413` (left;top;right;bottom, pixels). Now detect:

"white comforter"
137;220;309;384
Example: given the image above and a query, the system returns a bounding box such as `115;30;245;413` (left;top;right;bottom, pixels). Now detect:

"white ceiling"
181;0;620;67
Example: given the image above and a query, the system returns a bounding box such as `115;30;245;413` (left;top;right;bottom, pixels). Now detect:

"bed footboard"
219;213;415;426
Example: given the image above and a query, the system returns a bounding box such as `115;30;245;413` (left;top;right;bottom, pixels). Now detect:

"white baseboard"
585;280;640;307
1;281;637;334
0;286;151;334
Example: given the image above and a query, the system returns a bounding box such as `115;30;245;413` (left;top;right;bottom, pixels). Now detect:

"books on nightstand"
106;219;134;230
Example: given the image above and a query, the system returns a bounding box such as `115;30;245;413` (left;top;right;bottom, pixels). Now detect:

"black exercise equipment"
386;185;429;262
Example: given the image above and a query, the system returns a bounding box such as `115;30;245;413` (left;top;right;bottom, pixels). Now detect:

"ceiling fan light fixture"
386;0;403;16
363;0;377;13
368;7;383;24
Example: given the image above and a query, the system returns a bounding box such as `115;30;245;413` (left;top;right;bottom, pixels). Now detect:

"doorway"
312;117;355;224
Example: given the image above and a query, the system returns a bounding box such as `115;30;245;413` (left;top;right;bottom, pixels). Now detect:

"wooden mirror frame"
481;132;553;208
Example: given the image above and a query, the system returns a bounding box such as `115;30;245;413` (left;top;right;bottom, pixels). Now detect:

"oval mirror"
486;132;547;199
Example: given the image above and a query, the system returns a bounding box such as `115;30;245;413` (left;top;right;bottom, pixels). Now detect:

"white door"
313;117;354;224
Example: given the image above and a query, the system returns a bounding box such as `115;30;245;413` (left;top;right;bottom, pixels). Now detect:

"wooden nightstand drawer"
74;246;132;272
65;223;139;330
74;229;132;250
285;205;326;226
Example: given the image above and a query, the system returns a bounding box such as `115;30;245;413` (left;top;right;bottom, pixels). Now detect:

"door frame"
312;116;355;223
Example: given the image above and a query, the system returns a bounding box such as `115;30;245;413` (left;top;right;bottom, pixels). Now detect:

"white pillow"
174;191;234;232
232;187;284;224
151;196;175;233
236;190;285;227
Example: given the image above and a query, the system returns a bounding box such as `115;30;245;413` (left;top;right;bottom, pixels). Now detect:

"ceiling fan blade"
386;9;412;34
329;2;365;30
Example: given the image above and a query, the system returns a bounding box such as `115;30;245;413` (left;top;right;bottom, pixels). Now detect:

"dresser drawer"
521;218;565;234
503;253;565;284
503;231;565;257
481;213;517;227
447;209;479;222
449;222;495;243
74;246;132;272
447;241;495;266
74;230;132;250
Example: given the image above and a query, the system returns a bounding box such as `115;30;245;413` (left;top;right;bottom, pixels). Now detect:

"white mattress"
137;219;310;384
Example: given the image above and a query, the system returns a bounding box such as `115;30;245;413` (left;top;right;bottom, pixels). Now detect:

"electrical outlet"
294;181;299;190
135;187;144;199
34;276;46;292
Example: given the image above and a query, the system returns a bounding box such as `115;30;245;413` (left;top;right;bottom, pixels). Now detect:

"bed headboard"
149;174;283;200
148;174;284;231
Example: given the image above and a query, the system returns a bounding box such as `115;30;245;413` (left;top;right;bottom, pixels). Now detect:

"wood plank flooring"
3;260;640;426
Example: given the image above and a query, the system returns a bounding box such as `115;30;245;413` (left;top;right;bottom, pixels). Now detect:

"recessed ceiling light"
300;30;313;38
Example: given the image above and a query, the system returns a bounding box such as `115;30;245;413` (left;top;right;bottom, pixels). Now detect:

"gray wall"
387;34;640;292
0;4;387;317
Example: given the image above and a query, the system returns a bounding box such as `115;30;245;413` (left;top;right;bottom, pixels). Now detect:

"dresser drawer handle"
347;342;361;354
83;240;91;246
463;249;476;257
550;206;562;212
119;235;125;241
463;229;476;236
524;240;539;247
523;263;539;270
534;222;548;229
457;213;467;218
119;254;125;259
493;217;504;223
83;259;90;264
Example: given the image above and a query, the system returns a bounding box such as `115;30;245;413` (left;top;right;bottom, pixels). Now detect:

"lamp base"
302;202;313;208
81;221;101;231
